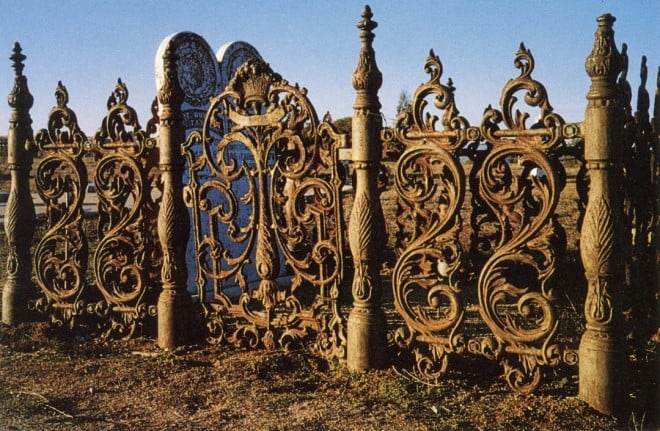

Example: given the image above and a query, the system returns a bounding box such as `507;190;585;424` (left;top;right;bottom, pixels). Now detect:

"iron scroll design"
183;58;347;357
32;82;89;325
384;44;581;393
472;44;579;393
89;79;162;338
385;50;473;380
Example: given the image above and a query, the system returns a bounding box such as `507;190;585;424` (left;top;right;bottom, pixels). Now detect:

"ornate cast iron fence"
182;58;348;358
1;6;656;417
383;45;582;394
32;82;90;325
30;79;162;338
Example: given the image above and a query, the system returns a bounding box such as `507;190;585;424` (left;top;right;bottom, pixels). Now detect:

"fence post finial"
578;13;628;416
2;42;35;325
346;5;388;370
156;46;191;349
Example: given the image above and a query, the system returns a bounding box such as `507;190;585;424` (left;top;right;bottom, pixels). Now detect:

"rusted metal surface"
384;44;582;393
578;14;628;415
156;46;192;349
90;79;162;337
32;82;89;325
183;57;348;357
1;8;655;417
31;79;162;337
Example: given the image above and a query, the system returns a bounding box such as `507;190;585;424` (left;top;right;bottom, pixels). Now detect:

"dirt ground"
0;319;644;431
0;156;657;430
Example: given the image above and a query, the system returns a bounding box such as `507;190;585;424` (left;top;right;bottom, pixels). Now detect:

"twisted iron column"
346;6;388;370
2;43;35;325
579;14;627;416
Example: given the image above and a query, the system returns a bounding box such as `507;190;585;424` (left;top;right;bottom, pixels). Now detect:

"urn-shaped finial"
585;14;622;82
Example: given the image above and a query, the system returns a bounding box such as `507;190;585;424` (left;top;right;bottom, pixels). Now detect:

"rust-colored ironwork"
32;82;89;325
386;50;473;379
89;78;162;337
627;55;655;355
472;43;580;393
385;43;581;393
183;58;348;357
31;79;162;336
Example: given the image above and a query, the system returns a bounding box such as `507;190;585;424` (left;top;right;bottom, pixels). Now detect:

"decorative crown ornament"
227;58;280;106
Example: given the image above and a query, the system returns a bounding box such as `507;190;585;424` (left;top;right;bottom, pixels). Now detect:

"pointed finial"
620;43;628;80
636;56;650;114
8;42;33;110
640;56;647;87
353;5;382;110
10;42;25;77
358;5;377;35
55;81;68;107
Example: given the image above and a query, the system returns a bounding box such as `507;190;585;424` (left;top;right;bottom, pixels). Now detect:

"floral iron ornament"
473;44;580;393
90;79;162;338
32;82;89;326
384;44;581;393
31;80;162;336
183;58;348;358
386;50;472;380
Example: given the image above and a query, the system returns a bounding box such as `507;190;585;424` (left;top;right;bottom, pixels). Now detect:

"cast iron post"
579;14;627;416
2;43;35;325
157;47;191;348
347;5;388;370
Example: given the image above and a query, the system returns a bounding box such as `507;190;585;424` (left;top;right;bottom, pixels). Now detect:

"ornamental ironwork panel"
385;45;582;393
32;82;90;325
183;58;348;357
31;80;161;337
89;79;162;338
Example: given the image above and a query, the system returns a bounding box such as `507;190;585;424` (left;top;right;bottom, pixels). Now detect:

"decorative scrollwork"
32;82;89;326
387;50;469;383
184;58;347;358
91;78;161;338
388;44;579;393
474;44;573;393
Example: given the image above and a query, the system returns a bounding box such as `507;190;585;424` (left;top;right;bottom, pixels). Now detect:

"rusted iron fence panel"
383;44;582;394
183;58;348;358
29;79;161;338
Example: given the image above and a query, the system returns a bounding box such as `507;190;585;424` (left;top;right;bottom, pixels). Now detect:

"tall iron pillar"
347;6;388;370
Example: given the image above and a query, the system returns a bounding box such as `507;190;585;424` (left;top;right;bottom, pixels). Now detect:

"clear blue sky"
0;0;657;134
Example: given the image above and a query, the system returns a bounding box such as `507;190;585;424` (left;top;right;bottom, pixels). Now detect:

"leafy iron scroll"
90;79;162;338
384;50;474;380
31;80;162;337
183;58;348;358
385;45;581;393
32;82;89;325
